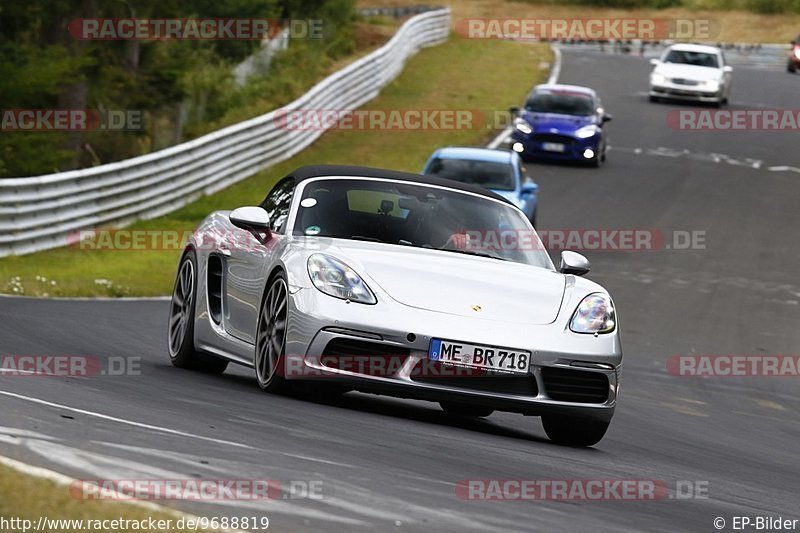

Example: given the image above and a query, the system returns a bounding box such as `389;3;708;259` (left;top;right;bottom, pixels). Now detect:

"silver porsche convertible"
168;165;622;446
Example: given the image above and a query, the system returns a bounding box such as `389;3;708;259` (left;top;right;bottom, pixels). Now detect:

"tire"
255;271;290;393
542;415;610;447
440;401;494;418
648;95;659;103
788;62;796;73
168;250;229;374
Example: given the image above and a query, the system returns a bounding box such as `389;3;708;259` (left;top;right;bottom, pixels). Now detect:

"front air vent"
321;338;410;377
541;367;609;403
207;255;223;324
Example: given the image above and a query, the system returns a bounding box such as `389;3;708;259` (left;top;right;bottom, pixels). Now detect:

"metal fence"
0;8;450;257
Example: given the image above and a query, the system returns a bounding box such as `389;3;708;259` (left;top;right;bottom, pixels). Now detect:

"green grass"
0;35;551;297
0;463;225;532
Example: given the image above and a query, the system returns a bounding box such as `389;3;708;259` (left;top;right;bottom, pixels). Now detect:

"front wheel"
168;251;229;374
255;272;290;393
542;415;610;447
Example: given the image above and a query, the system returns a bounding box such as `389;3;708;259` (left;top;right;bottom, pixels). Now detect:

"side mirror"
559;250;591;276
649;58;660;66
509;106;520;117
229;206;271;232
601;114;613;123
722;65;733;73
520;182;538;195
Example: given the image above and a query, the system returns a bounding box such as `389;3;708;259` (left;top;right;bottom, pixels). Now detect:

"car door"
514;154;537;219
224;178;294;345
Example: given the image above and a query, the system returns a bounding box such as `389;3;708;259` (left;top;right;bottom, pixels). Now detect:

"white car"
168;165;623;447
649;44;733;106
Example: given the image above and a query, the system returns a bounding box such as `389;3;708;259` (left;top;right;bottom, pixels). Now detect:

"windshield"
423;157;515;191
663;50;719;68
292;178;552;268
525;92;594;116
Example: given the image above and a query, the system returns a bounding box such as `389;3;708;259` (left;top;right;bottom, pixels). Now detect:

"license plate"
429;339;530;374
542;142;565;152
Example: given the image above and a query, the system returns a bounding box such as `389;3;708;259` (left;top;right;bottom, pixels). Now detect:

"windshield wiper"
443;249;508;261
350;235;393;244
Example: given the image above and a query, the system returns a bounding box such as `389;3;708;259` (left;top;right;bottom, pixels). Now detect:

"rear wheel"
788;61;796;73
542;415;610;447
168;251;229;374
255;272;290;393
440;401;494;418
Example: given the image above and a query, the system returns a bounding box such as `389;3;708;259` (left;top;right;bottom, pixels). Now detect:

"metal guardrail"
0;8;450;257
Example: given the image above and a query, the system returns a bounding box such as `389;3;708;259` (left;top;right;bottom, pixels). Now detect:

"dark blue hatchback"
509;84;612;167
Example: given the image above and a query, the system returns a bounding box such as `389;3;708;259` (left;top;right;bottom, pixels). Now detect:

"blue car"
421;147;539;226
509;84;612;167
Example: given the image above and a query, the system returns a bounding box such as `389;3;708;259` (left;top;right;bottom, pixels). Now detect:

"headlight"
702;79;720;91
575;125;600;139
307;254;377;304
650;73;666;85
569;293;616;334
514;117;532;135
794;47;800;60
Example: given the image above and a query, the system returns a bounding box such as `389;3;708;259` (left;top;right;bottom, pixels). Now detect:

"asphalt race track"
1;49;799;532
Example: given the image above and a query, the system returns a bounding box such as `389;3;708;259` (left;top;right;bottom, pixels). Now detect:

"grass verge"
0;462;224;532
0;35;551;297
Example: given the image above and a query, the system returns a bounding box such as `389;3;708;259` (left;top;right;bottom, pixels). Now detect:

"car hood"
521;112;594;134
654;63;721;81
323;240;565;325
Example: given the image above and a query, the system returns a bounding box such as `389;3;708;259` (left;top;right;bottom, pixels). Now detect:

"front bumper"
650;83;721;103
285;287;621;422
510;131;601;162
